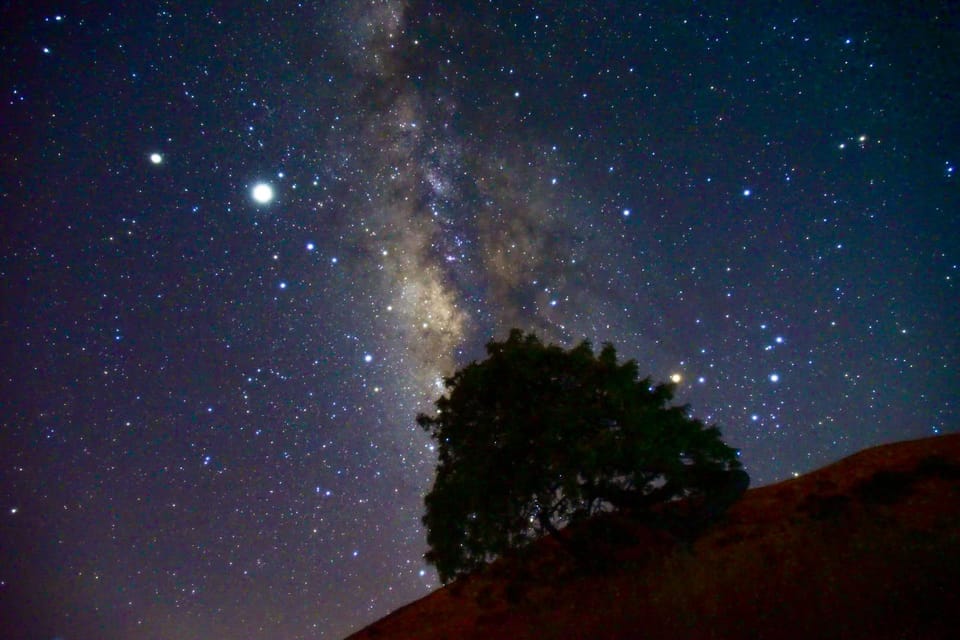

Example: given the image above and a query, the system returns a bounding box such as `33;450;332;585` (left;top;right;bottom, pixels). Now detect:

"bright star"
252;183;274;204
769;373;780;383
150;153;163;164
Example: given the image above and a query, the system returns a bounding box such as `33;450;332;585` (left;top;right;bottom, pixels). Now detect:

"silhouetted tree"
418;330;745;583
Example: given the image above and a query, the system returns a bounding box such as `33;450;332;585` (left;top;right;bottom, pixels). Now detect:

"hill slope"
346;434;960;639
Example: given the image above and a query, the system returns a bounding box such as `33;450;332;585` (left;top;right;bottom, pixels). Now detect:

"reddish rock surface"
346;434;960;640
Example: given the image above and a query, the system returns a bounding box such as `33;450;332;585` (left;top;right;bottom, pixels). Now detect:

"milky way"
1;2;956;639
331;0;469;399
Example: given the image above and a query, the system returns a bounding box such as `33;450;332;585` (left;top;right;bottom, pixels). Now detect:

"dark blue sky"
1;1;957;638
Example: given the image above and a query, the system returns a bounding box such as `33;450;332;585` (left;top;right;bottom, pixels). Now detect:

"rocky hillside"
346;434;960;639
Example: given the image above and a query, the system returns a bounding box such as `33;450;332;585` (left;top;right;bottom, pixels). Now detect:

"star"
149;152;163;164
251;183;274;204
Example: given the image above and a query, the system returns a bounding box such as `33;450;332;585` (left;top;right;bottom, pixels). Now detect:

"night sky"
1;1;957;638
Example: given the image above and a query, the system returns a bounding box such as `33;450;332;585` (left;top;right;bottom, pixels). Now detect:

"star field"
1;2;957;638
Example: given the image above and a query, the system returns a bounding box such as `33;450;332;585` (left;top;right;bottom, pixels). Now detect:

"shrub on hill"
418;329;745;583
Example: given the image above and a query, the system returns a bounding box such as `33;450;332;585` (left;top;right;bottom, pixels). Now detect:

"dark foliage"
853;455;960;507
418;330;744;583
856;470;916;505
916;455;960;480
800;493;852;521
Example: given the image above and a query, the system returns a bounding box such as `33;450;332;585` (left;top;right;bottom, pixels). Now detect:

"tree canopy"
418;330;745;583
